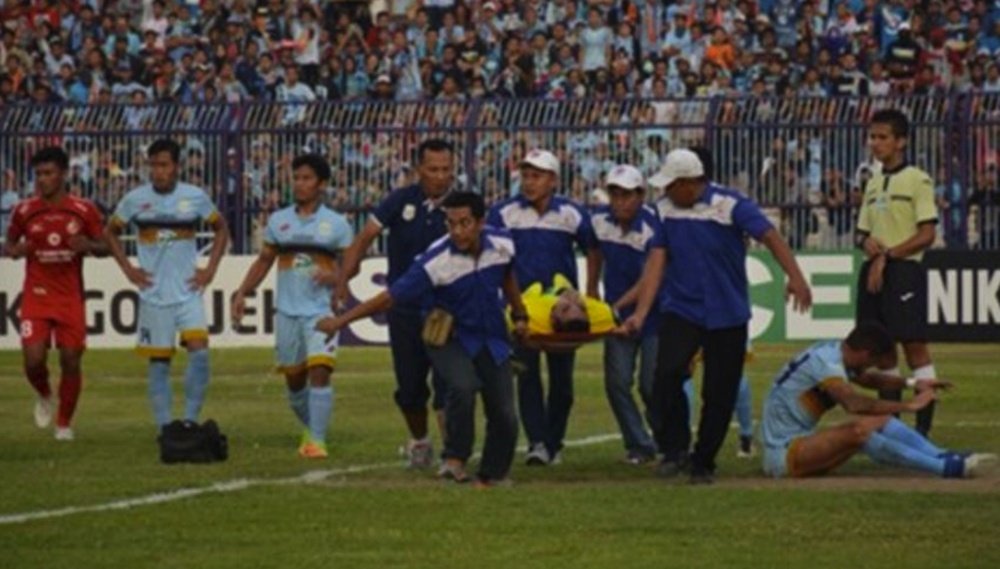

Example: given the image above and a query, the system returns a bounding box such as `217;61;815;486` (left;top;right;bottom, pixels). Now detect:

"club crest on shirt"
402;204;416;221
47;233;61;246
66;219;80;235
318;221;333;236
177;199;192;214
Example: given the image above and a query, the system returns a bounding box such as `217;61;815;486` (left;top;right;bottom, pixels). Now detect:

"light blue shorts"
275;312;339;373
136;297;207;358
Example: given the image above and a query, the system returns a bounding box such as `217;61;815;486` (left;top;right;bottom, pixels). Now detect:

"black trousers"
653;312;748;472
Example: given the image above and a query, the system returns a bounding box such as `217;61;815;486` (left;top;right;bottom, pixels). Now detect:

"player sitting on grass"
762;321;996;479
231;154;352;459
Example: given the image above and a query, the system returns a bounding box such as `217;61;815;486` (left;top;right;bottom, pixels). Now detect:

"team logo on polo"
66;220;80;235
402;204;416;221
178;199;192;214
318;221;333;236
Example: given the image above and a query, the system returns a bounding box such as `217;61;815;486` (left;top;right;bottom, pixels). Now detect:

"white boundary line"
0;433;623;526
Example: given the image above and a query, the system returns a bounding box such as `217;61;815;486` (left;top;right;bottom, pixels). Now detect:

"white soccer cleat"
405;438;434;469
34;397;53;429
525;442;550;466
963;453;998;478
54;427;75;441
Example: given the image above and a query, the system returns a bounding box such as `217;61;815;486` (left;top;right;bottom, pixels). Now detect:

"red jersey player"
3;146;106;441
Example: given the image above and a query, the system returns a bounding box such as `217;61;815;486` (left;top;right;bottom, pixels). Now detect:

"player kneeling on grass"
317;192;527;487
762;321;996;479
4;146;107;441
231;154;352;459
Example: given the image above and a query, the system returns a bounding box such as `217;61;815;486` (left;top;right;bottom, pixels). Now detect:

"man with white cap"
586;164;662;464
488;149;592;466
621;148;812;484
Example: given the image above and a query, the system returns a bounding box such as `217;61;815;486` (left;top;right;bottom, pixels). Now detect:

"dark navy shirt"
388;227;516;364
589;204;661;338
651;183;773;330
372;184;448;286
487;194;591;290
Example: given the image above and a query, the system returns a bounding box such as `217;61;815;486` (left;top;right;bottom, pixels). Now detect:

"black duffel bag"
158;419;229;464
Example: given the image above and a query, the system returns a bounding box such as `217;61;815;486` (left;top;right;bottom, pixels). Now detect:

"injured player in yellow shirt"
510;274;618;352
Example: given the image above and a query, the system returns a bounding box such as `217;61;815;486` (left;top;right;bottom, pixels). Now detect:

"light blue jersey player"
106;139;229;430
232;154;352;459
760;322;995;479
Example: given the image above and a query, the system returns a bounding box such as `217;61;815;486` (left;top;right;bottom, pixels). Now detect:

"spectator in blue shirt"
622;148;812;484
488;149;592;466
337;138;455;470
318;192;527;487
585;164;661;465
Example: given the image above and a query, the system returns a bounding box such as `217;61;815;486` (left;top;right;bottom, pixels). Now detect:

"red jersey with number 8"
6;196;104;319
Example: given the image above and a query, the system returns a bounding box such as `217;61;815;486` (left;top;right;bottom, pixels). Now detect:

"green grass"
1;343;999;569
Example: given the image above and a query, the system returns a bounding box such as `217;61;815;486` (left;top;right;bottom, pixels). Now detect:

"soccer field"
1;343;998;569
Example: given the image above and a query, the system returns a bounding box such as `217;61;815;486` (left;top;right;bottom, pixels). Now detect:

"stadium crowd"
1;1;999;251
4;0;1000;104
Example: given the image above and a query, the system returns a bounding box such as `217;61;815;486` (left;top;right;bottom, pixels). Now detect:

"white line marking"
0;434;624;526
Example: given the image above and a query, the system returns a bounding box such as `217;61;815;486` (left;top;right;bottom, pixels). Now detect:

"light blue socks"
183;349;210;422
148;359;172;427
307;386;334;443
288;387;310;426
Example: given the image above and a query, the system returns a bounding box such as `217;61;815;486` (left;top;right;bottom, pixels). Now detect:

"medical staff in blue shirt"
318;192;527;487
622;148;812;484
336;138;454;469
585;165;662;465
488;149;592;466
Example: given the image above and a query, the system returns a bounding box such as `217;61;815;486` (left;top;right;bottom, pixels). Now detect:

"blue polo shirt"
590;204;661;337
487;194;591;290
651;183;773;330
372;184;448;286
388;226;516;364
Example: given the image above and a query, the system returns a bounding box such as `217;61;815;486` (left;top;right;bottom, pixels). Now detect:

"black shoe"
737;435;754;458
689;466;715;485
655;455;690;478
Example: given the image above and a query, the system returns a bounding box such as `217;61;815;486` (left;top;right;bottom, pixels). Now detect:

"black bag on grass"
158;419;229;464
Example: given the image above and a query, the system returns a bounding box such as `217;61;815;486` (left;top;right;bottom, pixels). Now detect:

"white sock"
912;364;937;380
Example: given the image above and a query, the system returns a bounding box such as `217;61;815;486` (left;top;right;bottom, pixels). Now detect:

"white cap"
375;74;392;84
648;149;704;188
899;21;911;31
605;164;645;191
483;1;498;11
520;149;560;174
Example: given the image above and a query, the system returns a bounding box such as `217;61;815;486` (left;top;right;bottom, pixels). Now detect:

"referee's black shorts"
856;259;928;342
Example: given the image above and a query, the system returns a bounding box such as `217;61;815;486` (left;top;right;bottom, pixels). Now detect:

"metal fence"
1;95;998;253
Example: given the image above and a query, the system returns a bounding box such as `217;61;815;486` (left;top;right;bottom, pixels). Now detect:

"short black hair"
871;109;910;138
845;321;895;357
554;317;589;333
418;138;455;162
292;153;331;182
688;146;714;179
30;146;69;170
148;138;181;163
442;191;485;219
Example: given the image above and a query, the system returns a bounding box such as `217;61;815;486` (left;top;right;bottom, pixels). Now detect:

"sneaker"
438;459;471;483
963;453;999;478
737;435;755;459
525;442;550;466
624;450;655;466
54;427;74;441
550;451;563;465
34;397;53;429
405;438;435;469
689;467;715;485
473;477;513;489
655;456;690;479
298;439;329;459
